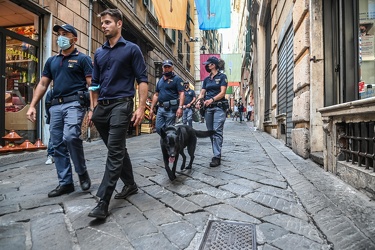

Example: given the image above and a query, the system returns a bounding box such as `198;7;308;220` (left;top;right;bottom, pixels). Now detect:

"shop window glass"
5;32;38;141
359;0;375;99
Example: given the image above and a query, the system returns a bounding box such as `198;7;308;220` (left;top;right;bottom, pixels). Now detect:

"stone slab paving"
1;120;375;249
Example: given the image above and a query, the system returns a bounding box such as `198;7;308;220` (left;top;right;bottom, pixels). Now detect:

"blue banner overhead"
195;0;231;30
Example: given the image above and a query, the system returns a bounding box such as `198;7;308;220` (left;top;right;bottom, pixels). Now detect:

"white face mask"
57;36;72;50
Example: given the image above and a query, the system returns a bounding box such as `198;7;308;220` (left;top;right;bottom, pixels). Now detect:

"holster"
77;91;90;108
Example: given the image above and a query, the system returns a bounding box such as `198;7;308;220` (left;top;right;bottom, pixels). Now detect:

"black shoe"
88;200;109;219
209;157;221;167
48;184;75;197
78;171;91;191
114;183;138;199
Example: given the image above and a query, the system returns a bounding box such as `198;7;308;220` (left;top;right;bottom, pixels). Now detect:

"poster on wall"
361;35;375;60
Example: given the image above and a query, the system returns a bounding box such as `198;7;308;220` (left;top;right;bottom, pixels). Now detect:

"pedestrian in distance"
247;102;253;121
26;23;92;198
196;56;228;167
232;104;239;121
238;102;244;123
45;137;54;165
87;9;148;219
182;81;196;127
150;59;185;134
45;89;54;165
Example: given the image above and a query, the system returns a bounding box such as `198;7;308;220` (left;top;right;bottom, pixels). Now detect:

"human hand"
87;110;94;127
131;107;145;126
26;106;37;122
176;108;183;118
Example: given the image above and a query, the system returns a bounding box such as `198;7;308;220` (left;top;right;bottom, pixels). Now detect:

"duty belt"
50;94;80;106
207;101;226;109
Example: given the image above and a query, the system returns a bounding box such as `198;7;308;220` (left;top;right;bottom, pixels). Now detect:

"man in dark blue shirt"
182;81;196;127
150;59;185;134
88;9;148;219
27;23;92;197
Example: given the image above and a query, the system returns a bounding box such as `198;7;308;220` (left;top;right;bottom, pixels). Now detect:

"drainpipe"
87;0;94;142
88;0;93;56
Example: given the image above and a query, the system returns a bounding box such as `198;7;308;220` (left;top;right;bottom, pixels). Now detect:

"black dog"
160;125;215;181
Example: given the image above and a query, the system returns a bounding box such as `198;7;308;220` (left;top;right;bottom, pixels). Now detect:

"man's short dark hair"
100;9;123;23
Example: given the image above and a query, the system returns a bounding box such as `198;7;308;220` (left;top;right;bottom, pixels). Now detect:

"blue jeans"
182;108;193;127
47;137;54;156
155;107;177;135
91;100;134;203
204;106;226;159
49;101;87;186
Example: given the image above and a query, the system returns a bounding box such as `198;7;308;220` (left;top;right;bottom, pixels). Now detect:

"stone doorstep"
336;161;375;200
310;151;324;167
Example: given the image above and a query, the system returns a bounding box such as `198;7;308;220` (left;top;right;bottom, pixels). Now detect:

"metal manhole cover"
199;220;256;250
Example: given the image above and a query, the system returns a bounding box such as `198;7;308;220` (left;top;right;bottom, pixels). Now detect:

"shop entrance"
0;0;40;146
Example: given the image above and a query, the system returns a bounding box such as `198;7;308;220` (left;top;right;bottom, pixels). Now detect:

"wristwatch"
178;106;183;109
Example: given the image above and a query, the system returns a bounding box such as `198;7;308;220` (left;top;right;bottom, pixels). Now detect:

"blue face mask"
57;36;72;50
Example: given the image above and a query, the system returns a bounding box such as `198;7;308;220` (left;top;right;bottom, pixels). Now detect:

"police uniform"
44;47;92;190
155;67;184;134
202;63;228;166
182;85;196;127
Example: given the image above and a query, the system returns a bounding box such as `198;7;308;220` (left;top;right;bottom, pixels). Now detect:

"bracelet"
211;97;215;102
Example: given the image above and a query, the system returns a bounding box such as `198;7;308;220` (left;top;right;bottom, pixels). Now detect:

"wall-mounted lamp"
184;37;199;43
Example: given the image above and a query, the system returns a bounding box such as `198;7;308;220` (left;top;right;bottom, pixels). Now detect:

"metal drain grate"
199;220;257;250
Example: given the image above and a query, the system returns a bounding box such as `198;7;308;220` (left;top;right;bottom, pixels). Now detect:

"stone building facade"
249;0;375;198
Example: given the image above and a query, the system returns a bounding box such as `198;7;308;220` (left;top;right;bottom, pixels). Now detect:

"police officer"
150;59;185;134
182;81;196;127
27;24;92;197
196;56;228;167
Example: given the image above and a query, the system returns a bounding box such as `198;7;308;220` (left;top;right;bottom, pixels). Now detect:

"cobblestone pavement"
1;119;375;250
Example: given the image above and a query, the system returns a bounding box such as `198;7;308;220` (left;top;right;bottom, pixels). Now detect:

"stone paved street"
1;119;375;250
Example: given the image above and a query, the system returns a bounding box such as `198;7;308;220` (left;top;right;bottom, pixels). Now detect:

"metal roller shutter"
277;26;294;147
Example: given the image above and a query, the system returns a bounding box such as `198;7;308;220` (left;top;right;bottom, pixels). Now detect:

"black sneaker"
88;200;109;219
114;183;138;199
78;171;91;191
209;157;221;167
48;184;75;197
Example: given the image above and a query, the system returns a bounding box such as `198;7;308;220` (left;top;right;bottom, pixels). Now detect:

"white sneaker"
45;155;54;165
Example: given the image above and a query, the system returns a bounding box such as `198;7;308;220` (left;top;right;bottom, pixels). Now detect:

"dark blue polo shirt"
183;89;196;105
91;37;148;100
202;72;228;100
156;74;184;103
42;48;92;98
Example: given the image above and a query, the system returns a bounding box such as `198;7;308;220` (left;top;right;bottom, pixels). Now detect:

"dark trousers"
239;111;243;122
91;100;134;203
247;111;252;121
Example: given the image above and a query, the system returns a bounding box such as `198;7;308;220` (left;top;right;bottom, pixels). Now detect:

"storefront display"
4;26;39;143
